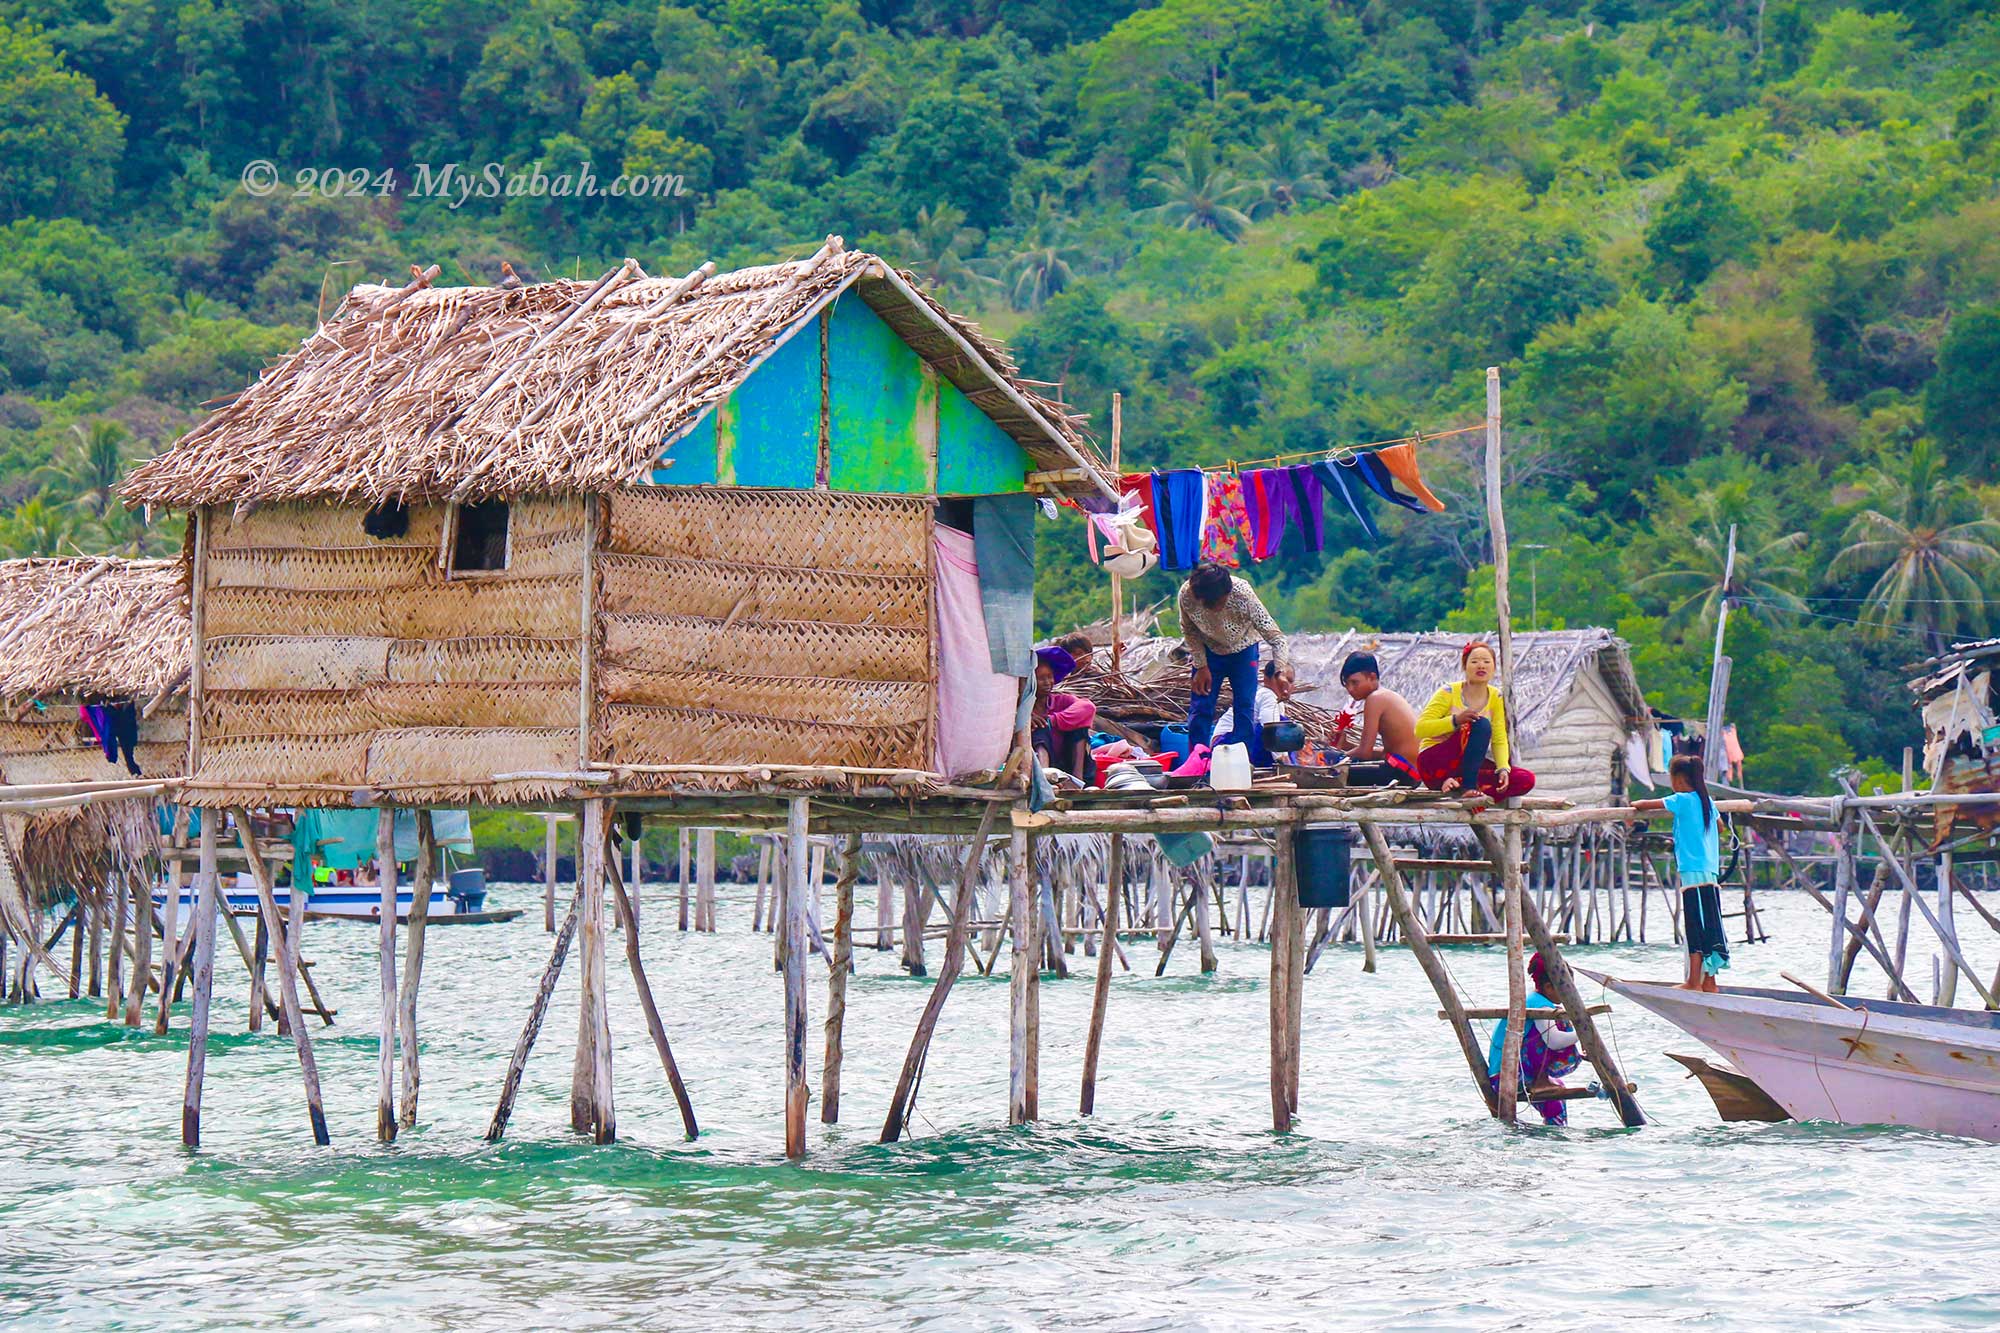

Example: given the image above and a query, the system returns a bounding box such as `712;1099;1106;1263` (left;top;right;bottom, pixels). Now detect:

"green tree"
1635;484;1809;638
0;21;126;222
1243;123;1330;217
887;203;993;300
1140;132;1255;241
1926;306;2000;477
1517;297;1746;510
0;495;80;558
49;419;132;518
1397;211;1614;371
889;88;1019;231
1644;170;1755;298
1829;438;2000;651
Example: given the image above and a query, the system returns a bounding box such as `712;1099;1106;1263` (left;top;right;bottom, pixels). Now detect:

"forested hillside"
4;0;1999;791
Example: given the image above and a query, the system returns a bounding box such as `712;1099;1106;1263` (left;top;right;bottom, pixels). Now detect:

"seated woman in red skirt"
1413;642;1535;799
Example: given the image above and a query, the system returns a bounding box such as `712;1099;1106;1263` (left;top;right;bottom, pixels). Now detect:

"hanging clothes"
1200;471;1251;567
1152;468;1207;570
84;698;140;775
1352;452;1428;513
1119;473;1158;540
1275;464;1326;553
972;495;1037;676
1624;732;1653;790
1314;459;1380;542
1243;469;1281;561
1373;440;1447;512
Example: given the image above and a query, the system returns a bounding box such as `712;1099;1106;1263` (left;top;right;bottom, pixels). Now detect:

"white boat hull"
157;880;472;921
1600;975;2000;1141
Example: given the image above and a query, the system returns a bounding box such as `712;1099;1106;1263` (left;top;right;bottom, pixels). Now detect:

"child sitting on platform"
1634;754;1728;992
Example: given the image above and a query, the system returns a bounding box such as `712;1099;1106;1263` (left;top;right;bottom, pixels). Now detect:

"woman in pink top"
1032;646;1097;779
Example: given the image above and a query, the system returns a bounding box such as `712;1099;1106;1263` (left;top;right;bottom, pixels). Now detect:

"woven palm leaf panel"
0;709;185;788
594;486;934;770
195;498;584;801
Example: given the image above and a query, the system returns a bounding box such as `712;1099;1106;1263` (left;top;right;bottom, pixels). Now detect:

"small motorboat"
1588;970;2000;1141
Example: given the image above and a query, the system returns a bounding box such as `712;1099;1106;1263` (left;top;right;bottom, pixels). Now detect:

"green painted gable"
644;290;1037;496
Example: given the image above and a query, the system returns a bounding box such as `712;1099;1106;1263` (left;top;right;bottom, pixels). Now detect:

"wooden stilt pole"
487;888;582;1141
1287;867;1305;1116
87;890;103;998
375;809;398;1141
157;813;186;1032
123;868;151;1029
246;909;268;1033
234;811;328;1144
881;801;1004;1143
1080;833;1123;1116
398;810;436;1129
1008;826;1036;1125
1496;824;1525;1126
1195;864;1218;974
182;814;219;1148
901;871;927;976
822;832;859;1124
696;828;715;932
606;844;697;1138
543;814;558;934
68;899;83;1000
1829;818;1856;993
783;796;811;1158
573;798;615;1142
677;828;690;932
105;875;127;1021
1270;824;1298;1131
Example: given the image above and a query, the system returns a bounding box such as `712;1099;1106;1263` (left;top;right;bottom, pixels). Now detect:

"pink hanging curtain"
932;524;1018;779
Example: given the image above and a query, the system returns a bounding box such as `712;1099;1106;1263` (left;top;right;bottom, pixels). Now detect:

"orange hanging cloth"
1373;441;1446;512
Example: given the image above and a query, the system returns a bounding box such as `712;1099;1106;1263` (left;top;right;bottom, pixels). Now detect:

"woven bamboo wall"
193;498;585;801
0;709;185;788
593;487;935;770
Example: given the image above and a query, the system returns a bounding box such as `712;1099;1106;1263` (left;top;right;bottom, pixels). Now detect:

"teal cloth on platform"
1156;831;1213;867
292;809;474;871
973;494;1037;677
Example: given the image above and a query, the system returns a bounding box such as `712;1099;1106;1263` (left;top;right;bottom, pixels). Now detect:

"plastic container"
1155;724;1192;767
1262;720;1305;754
1295;824;1353;909
1210;742;1253;790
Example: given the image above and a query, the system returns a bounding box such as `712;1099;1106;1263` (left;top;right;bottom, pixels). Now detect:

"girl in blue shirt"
1635;754;1729;991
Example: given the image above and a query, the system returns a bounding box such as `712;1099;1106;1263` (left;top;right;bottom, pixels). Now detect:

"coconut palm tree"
1244;124;1331;217
44;419;133;517
892;203;996;301
0;496;82;558
1637;482;1809;637
993;195;1082;311
1140;132;1256;241
1830;438;2000;652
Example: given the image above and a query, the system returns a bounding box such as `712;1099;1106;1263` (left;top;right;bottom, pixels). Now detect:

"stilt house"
0;556;188;944
121;240;1111;808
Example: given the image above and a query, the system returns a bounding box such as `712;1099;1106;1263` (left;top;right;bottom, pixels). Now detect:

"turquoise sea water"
2;886;1996;1330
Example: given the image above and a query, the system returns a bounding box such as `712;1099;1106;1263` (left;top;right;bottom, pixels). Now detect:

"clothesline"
1216;421;1484;476
1115;436;1452;572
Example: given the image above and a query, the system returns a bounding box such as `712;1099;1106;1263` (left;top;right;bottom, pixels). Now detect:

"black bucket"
1295;824;1352;909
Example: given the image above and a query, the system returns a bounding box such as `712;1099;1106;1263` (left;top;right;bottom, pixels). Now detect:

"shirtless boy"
1337;652;1420;785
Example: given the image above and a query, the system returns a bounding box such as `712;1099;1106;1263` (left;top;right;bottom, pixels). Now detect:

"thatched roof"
121;239;1106;509
0;557;190;702
1115;627;1649;750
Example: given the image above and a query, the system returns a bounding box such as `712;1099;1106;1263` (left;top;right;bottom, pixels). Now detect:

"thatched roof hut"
1108;628;1653;806
0;557;188;952
120;240;1110;808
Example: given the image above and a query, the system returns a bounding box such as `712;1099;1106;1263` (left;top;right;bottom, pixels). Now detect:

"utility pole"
1701;523;1738;783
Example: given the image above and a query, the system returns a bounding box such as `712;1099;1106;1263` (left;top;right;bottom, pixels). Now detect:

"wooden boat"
1586;971;2000;1141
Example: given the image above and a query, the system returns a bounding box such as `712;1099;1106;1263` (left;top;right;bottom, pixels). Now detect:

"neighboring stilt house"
118;238;1113;1149
1111;628;1654;806
0;556;190;999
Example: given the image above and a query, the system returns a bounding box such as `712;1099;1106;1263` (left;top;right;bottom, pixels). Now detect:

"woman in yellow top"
1413;642;1537;799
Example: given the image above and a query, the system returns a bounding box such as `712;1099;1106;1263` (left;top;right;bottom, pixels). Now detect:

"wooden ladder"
1357;820;1645;1127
